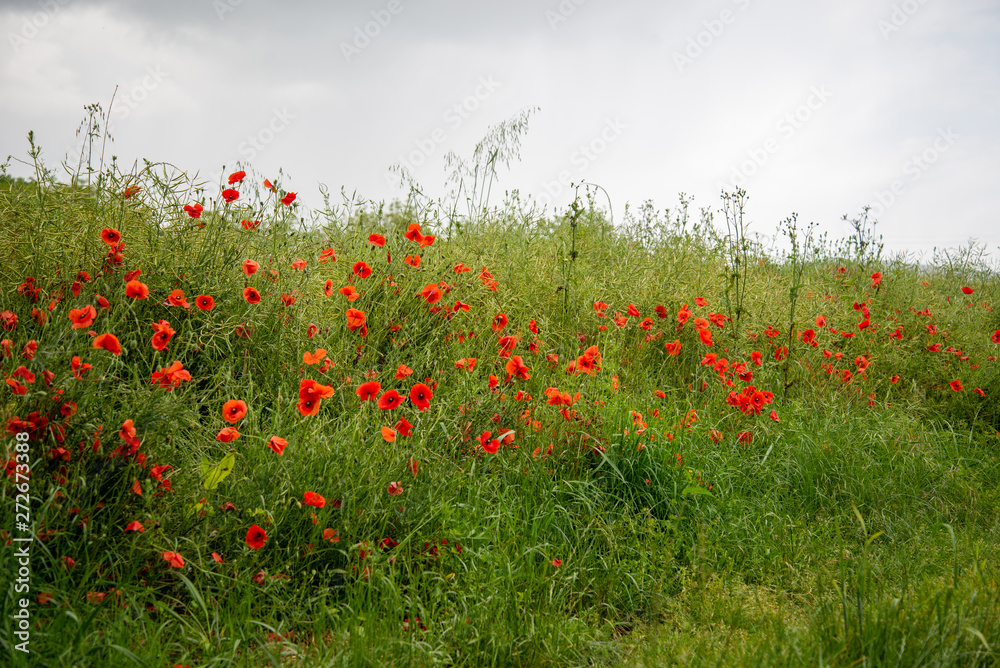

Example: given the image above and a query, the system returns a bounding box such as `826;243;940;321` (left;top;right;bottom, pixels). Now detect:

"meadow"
1;133;999;666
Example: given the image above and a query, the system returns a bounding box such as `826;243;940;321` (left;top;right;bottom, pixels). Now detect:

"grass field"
1;139;999;666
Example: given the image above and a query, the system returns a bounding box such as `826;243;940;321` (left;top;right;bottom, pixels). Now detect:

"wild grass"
0;137;999;667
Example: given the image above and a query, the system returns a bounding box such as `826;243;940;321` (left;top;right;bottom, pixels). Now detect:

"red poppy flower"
870;272;882;288
737;431;753;446
303;491;326;508
150;320;176;351
246;524;267;549
93;333;122;355
420;283;442;304
280;192;296;205
281;294;296;307
297;378;335;417
71;355;92;380
194;295;215;311
664;340;681;355
405;223;424;243
346;308;367;333
167;289;189;309
228;170;246;184
267;436;288;455
184;203;204;218
454;263;471;273
242;259;259;276
492;313;508;332
69;305;97;329
974;387;986;397
162;551;185;568
950;380;964;392
122;186;140;198
409;382;433;411
353;261;372;279
243;287;261;304
125;280;150;299
505;355;531;380
303;348;327;365
124;521;144;534
992;330;1000;344
222;188;239;202
478;431;500;454
20;339;37;360
387;481;403;496
961;286;973;295
356;381;381;401
550;558;563;567
381;426;397;442
100;228;122;245
1;311;16;331
241;219;260;230
454;358;477;372
368;234;386;247
377;389;405;410
211;552;224;563
395;365;413;380
222;399;247;424
216;427;241;443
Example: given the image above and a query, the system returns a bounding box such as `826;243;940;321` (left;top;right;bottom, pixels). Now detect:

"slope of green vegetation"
1;147;999;667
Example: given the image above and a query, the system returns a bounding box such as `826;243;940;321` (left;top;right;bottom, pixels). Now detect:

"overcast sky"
2;0;998;259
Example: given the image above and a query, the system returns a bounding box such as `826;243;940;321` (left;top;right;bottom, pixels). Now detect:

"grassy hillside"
1;155;999;667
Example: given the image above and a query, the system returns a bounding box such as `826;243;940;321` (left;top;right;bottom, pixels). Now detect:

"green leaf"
865;530;885;549
202;452;235;490
682;485;713;497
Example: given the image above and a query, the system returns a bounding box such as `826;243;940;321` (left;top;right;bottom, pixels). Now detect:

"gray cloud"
2;0;998;255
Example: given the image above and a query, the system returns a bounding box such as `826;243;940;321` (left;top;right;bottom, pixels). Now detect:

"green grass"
1;144;999;667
